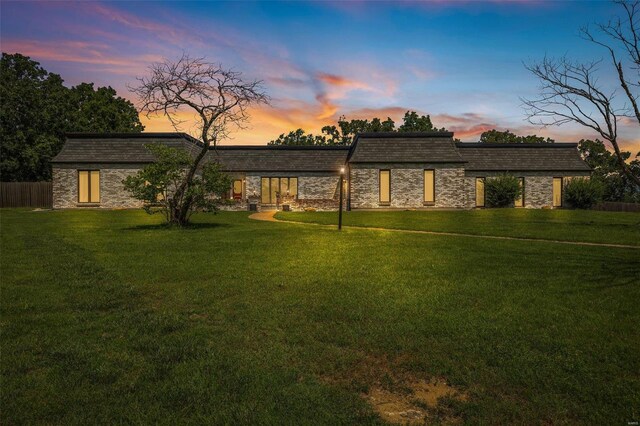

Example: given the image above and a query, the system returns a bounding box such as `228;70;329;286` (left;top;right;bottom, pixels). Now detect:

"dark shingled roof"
51;133;203;164
52;133;349;172
52;133;591;173
456;143;591;171
209;146;348;172
348;132;464;163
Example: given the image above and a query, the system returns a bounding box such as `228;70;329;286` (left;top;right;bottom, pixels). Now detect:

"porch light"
338;167;345;230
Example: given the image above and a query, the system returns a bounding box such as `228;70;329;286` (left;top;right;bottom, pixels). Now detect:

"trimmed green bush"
564;177;604;209
485;174;522;208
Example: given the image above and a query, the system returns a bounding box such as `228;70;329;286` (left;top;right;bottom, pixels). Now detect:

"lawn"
276;209;640;246
1;209;639;424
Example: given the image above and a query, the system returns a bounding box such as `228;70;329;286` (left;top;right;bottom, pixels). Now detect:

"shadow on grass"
124;222;230;231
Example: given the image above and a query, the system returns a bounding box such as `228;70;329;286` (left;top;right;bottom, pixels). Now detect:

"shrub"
122;144;232;225
485;174;522;208
564;177;604;209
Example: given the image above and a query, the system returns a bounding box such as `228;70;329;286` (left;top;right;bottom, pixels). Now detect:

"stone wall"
231;172;342;211
53;164;590;211
53;167;143;209
299;175;341;199
349;163;467;209
463;171;591;208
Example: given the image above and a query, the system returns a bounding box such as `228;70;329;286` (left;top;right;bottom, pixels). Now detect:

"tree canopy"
479;129;555;144
578;138;640;202
0;53;143;181
268;111;449;146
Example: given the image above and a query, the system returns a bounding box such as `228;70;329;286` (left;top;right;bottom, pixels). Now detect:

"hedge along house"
51;132;591;210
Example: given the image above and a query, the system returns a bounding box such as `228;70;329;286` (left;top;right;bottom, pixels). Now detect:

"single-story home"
51;131;591;210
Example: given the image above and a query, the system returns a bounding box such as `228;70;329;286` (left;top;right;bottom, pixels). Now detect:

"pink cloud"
2;39;163;77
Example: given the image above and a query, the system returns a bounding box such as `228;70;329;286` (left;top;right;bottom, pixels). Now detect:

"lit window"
78;170;100;203
260;177;298;204
553;177;563;207
424;170;435;204
515;177;525;207
379;170;390;204
289;178;298;198
475;177;485;207
261;178;270;204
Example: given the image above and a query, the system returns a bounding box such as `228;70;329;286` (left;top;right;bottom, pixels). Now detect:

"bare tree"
522;0;640;187
130;54;269;224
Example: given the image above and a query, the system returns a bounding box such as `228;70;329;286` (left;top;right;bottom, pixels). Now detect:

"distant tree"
479;129;554;144
269;110;449;146
578;138;640;202
522;0;640;188
398;111;447;132
122;144;231;223
269;128;329;146
69;83;144;133
0;53;143;181
129;54;268;226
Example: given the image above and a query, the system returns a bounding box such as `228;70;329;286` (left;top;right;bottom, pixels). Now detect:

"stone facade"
463;171;590;208
53;166;590;211
237;172;342;211
349;163;467;209
54;166;344;211
53;166;143;209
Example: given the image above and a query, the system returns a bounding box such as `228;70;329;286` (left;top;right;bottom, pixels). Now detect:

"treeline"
268;111;449;146
0;53;143;181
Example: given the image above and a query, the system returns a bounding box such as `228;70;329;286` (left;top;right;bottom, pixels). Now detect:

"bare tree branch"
128;53;270;224
522;0;640;188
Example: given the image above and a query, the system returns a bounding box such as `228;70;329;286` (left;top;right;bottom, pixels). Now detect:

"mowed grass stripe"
276;209;640;246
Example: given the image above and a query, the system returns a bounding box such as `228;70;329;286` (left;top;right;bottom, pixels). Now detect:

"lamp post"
338;167;345;230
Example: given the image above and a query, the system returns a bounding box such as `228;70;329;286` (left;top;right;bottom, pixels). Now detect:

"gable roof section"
51;133;202;164
456;143;591;171
348;132;464;163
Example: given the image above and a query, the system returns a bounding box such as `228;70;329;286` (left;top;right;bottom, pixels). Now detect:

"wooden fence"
0;182;53;208
593;201;640;212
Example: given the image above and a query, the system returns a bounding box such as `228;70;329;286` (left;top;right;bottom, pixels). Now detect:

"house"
51;132;591;210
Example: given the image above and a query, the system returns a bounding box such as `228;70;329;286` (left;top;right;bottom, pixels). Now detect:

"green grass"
276;209;640;246
1;209;639;424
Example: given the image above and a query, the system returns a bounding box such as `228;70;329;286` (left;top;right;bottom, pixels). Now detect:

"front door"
232;180;243;200
261;177;280;205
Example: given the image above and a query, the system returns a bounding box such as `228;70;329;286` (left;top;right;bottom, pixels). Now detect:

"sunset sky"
1;1;638;151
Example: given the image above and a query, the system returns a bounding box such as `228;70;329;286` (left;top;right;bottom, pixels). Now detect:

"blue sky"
1;1;637;150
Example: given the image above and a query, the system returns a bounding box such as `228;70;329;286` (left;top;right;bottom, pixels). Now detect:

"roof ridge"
456;142;578;148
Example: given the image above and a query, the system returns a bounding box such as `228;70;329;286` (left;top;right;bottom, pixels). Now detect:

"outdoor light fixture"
338;167;345;230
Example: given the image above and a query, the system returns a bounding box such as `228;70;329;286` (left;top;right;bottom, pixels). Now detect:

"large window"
515;177;525;207
475;177;485;207
552;177;563;207
379;170;390;205
260;177;298;204
78;170;100;203
424;169;435;205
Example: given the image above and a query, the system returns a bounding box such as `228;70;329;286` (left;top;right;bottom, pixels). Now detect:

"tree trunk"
167;134;212;226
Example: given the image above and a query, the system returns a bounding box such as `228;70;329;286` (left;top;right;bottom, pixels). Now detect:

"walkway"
249;210;640;250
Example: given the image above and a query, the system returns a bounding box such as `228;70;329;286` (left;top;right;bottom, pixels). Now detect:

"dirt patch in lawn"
321;353;468;424
366;378;468;425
